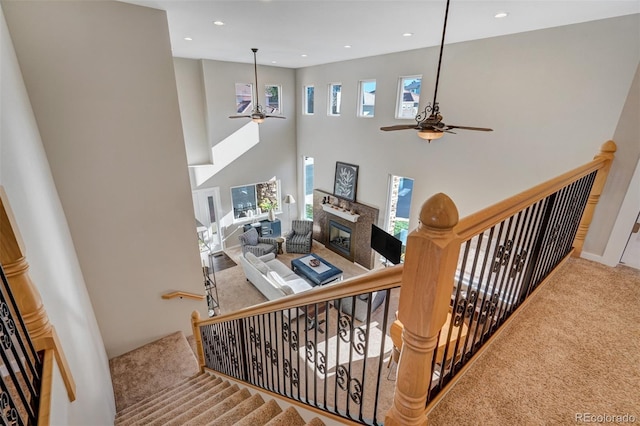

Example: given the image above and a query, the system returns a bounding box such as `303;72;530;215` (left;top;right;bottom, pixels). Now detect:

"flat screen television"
371;224;402;265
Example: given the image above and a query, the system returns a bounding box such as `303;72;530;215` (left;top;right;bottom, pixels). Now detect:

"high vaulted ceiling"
122;1;639;68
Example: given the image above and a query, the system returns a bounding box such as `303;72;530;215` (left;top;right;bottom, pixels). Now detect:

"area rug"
209;251;236;272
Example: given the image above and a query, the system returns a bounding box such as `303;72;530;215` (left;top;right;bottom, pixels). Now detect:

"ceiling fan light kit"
229;48;286;124
380;0;492;142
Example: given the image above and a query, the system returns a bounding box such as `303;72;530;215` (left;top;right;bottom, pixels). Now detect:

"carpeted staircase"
110;331;325;426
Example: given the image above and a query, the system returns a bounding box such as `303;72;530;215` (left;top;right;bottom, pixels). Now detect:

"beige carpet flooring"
428;257;640;425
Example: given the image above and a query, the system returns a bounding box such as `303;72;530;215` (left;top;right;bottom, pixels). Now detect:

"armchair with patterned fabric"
238;227;278;257
285;220;313;254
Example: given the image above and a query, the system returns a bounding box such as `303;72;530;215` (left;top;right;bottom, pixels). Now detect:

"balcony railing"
193;141;616;425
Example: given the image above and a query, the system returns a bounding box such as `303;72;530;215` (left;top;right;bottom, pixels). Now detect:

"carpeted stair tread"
161;384;240;426
123;376;225;425
110;331;199;411
144;380;236;426
115;373;210;421
233;399;283;426
208;393;267;425
264;406;307;426
305;417;326;426
182;388;251;425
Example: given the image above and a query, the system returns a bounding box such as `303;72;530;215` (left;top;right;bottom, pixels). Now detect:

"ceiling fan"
380;0;492;142
229;48;286;124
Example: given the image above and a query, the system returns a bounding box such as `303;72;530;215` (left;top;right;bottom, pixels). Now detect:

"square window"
357;79;376;117
328;83;342;116
235;83;253;114
304;85;314;115
264;85;282;115
395;76;422;119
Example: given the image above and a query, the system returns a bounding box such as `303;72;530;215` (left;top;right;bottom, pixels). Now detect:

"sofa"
239;252;314;308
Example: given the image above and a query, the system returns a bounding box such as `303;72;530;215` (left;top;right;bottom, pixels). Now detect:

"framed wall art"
333;161;359;202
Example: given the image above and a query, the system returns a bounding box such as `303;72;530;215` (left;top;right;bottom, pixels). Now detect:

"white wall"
295;15;639;255
174;58;211;166
0;4;114;424
584;64;640;256
184;58;298;242
2;1;205;358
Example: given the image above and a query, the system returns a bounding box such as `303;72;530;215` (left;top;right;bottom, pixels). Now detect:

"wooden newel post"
191;310;206;373
573;140;617;257
385;193;461;426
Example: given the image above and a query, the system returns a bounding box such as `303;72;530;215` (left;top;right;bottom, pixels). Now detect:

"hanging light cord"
432;0;451;109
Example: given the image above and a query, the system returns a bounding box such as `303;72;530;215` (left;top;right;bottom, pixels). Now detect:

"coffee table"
291;254;343;286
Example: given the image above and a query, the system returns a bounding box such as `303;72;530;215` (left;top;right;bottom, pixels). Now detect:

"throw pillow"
280;285;294;295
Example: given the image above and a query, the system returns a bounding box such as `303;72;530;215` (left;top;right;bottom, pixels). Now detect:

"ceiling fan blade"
446;125;493;132
229;115;251;119
265;115;286;119
380;124;418;131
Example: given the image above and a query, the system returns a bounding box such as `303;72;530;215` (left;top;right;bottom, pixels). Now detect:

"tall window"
303;157;314;220
357;80;376;117
386;175;414;262
304;85;314;115
235;83;253;113
328;83;342;116
264;85;281;114
395;76;422;119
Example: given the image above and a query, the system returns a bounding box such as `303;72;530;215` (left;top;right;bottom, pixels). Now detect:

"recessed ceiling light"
494;12;508;18
344;45;352;49
271;61;277;64
184;37;193;41
213;20;225;26
301;54;308;57
403;32;413;37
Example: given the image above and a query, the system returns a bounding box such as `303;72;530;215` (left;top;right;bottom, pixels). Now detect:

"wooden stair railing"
0;186;77;411
161;291;205;301
384;141;616;426
191;141;615;426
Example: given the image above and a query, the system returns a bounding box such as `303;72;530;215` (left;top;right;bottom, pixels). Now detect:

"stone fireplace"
312;189;379;270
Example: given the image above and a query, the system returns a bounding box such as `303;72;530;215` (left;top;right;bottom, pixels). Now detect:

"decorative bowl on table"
309;259;320;267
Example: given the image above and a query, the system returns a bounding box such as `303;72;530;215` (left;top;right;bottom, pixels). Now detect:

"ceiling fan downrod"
432;0;451;109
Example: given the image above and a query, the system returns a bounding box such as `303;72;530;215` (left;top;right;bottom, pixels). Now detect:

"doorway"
192;187;222;254
620;211;640;269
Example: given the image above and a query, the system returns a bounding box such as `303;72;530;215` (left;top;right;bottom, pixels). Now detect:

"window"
386;175;414;263
235;83;253;113
231;180;281;221
303;156;314;220
264;85;281;114
395;76;422;119
328;83;342;116
357;80;376;117
304;85;314;115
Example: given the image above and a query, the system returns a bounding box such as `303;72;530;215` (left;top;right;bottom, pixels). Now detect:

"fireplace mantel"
321;204;360;222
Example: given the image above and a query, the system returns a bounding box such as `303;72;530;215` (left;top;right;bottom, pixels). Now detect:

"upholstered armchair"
238;227;278;257
285;220;313;254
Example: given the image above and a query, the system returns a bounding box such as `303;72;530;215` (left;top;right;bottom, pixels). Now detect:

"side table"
275;237;285;254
